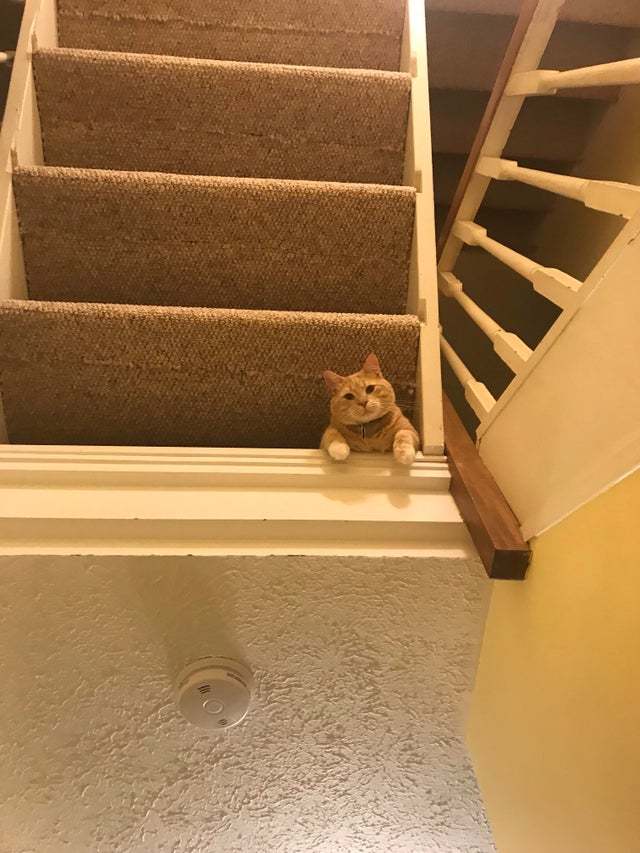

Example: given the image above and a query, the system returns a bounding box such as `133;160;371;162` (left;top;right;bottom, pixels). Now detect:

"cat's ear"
323;370;345;394
362;353;382;376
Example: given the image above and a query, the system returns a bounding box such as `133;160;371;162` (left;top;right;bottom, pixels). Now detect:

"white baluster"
453;220;581;309
477;157;640;219
440;334;496;420
439;271;532;374
507;58;640;96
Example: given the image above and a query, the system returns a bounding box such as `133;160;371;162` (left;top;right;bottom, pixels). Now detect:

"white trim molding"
0;446;474;558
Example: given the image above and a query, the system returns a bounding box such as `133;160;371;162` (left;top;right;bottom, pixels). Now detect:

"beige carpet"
0;2;423;448
56;0;407;71
0;301;419;448
14;166;415;313
33;48;411;184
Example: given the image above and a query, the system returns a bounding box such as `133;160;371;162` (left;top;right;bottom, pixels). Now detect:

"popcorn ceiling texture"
0;555;494;853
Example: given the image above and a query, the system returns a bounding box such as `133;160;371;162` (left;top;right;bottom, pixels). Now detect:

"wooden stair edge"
443;394;531;579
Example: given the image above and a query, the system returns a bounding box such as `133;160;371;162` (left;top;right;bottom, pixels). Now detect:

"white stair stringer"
0;447;473;559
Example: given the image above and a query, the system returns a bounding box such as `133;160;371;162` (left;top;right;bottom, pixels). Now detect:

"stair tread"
56;0;406;71
0;301;420;448
33;48;411;185
15;165;415;314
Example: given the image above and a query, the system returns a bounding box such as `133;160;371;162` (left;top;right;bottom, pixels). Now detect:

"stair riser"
15;168;415;314
57;0;406;71
33;49;411;185
0;302;419;448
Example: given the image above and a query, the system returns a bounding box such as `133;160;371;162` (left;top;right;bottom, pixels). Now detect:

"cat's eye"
344;393;355;400
366;385;376;393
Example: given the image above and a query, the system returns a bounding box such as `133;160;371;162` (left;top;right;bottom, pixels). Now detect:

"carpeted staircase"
0;0;422;448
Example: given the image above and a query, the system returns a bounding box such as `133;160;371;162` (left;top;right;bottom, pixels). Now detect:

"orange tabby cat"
321;353;419;465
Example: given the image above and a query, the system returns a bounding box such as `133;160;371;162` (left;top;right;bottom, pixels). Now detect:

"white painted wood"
491;332;533;376
408;198;444;455
400;0;418;77
439;271;532;373
33;0;58;49
407;194;429;321
0;447;476;558
477;208;640;442
584;180;640;219
453;220;582;309
440;334;496;420
438;0;565;273
400;0;444;455
439;270;499;337
402;0;429;191
507;58;640;95
416;322;445;455
479;209;640;539
0;518;475;558
0;445;449;462
0;446;450;489
477;156;640;219
12;66;43;168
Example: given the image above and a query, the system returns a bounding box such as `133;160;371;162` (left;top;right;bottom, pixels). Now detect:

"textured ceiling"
0;554;494;852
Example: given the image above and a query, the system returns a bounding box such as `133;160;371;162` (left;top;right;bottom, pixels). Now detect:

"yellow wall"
468;468;640;853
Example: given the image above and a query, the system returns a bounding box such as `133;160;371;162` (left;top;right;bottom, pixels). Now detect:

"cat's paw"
327;440;351;462
394;444;416;466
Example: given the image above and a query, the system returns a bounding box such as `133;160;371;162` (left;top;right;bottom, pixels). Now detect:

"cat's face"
323;354;396;425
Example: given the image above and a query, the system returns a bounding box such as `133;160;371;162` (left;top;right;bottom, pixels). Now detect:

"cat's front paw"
394;444;416;466
327;440;351;462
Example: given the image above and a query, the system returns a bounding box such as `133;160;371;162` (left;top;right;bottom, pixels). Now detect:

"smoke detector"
176;657;253;731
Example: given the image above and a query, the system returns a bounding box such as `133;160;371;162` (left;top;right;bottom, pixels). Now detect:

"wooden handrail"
443;395;530;579
436;0;541;256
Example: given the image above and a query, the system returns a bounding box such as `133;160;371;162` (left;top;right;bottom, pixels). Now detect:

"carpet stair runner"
0;0;422;448
13;167;415;313
55;0;407;71
33;49;411;183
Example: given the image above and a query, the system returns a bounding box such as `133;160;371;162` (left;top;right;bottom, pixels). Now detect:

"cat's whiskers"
322;354;419;465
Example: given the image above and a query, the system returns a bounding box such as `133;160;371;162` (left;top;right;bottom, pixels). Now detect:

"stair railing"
436;0;640;432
